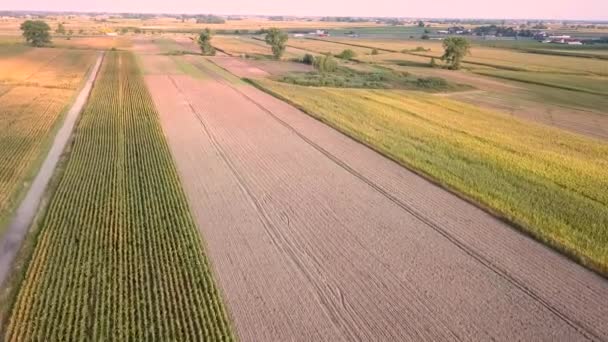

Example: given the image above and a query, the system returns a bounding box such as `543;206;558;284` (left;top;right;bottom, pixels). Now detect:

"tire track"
199;59;603;342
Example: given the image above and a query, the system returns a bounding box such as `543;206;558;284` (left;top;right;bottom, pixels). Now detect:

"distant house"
311;29;329;37
543;36;582;45
293;33;305;38
106;32;118;37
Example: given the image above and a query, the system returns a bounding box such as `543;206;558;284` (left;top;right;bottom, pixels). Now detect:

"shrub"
302;53;315;65
336;49;356;60
371;49;379;55
313;55;338;73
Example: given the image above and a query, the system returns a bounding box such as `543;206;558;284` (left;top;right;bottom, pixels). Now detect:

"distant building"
106;32;118;37
310;29;329;37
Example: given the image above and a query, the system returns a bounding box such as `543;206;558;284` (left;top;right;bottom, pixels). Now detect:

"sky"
2;0;607;21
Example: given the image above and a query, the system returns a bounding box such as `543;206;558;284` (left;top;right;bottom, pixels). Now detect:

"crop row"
4;51;234;341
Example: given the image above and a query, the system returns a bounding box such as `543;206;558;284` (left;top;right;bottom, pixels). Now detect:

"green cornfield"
4;51;234;341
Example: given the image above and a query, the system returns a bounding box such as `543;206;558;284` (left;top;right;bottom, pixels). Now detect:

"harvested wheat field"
143;54;608;341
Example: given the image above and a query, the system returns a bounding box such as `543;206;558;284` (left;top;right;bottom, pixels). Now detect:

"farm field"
472;70;608;95
0;46;96;235
296;37;608;137
52;36;132;50
140;52;608;340
255;79;608;273
2;51;233;340
212;35;303;59
319;37;608;75
1;10;608;340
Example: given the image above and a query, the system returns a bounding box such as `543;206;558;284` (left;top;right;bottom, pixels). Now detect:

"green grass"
476;70;608;96
254;79;608;275
515;82;608;114
276;67;467;91
3;52;234;340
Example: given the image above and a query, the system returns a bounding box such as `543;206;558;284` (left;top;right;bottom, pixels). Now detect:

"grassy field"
317;38;608;75
0;46;96;236
3;51;233;340
474;70;608;96
212;36;302;59
254;79;608;274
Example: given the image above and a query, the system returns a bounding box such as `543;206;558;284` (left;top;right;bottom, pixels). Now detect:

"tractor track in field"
197;59;603;342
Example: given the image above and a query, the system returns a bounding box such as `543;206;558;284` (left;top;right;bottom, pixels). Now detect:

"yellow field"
0;48;96;89
322;38;608;75
287;38;376;56
212;36;302;59
53;36;132;50
0;17;380;37
255;79;608;274
0;47;96;233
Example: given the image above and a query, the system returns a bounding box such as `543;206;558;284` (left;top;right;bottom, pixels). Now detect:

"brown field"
138;50;608;340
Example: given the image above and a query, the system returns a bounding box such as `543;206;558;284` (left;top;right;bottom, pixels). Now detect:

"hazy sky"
3;0;607;20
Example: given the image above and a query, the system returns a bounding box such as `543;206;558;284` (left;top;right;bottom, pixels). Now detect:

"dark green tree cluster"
441;37;470;70
20;20;51;47
197;28;216;55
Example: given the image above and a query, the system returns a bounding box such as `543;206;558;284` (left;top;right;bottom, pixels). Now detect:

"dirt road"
0;52;104;286
145;55;608;341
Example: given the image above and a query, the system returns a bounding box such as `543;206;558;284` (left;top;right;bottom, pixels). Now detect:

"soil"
144;54;608;341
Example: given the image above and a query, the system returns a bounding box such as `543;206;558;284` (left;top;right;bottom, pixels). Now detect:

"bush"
415;77;448;89
336;49;356;60
371;49;379;55
313;55;338;73
421;34;430;40
302;53;315;65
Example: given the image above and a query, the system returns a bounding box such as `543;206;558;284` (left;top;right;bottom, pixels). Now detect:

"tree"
418;21;425;27
56;22;66;35
67;29;73;40
20;20;51;47
197;28;216;56
313;54;338;73
264;28;288;59
430;57;438;68
336;49;356;60
441;37;470;70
